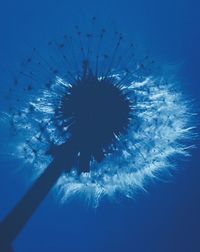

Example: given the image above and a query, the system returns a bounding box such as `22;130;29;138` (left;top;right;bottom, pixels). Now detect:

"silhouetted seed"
29;105;35;112
59;43;64;48
32;149;37;155
27;58;32;63
53;69;58;74
14;78;18;86
27;85;33;91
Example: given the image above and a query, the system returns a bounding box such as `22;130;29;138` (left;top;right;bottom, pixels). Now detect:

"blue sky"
0;0;200;251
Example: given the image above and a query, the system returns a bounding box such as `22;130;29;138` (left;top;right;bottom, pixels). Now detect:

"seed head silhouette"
51;59;131;173
0;18;195;251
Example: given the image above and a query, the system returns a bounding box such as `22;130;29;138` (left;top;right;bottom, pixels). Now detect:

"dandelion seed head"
3;22;196;207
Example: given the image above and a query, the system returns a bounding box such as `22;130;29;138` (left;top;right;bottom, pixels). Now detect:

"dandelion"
0;18;195;250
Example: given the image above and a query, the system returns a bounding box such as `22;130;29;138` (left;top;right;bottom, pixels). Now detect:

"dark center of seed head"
53;63;131;172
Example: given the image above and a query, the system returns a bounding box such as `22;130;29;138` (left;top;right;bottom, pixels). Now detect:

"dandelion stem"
0;140;76;251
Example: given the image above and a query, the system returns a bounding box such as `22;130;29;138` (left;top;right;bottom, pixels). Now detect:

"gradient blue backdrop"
0;0;200;251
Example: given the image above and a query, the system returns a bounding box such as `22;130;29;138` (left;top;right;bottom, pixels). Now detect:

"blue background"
0;0;200;251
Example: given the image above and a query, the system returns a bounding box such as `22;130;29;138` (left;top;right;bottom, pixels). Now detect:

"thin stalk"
0;140;76;251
